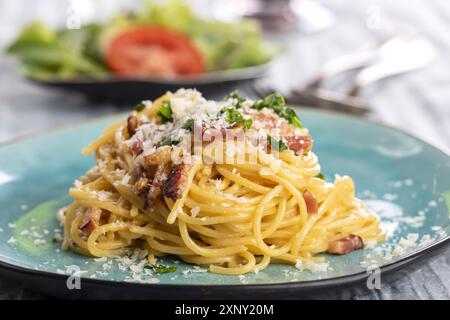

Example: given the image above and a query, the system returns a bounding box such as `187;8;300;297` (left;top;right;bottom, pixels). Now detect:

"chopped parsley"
160;118;195;146
253;93;302;128
134;102;146;112
254;92;285;111
182;118;195;131
159;136;176;147
157;101;173;123
225;90;246;108
279;107;302;128
315;172;326;180
223;107;253;131
146;264;177;274
267;135;288;152
243;119;253;131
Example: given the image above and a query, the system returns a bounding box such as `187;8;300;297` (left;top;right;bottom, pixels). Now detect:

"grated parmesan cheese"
170;89;224;120
304;261;329;272
428;200;437;207
73;180;82;189
294;259;303;270
364;239;378;249
392;233;419;257
397;215;426;228
419;234;433;247
33;239;46;246
190;207;200;217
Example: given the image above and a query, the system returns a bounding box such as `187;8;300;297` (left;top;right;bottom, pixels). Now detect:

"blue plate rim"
0;107;449;294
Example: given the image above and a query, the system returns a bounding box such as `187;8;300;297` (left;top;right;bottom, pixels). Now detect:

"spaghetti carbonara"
60;89;384;275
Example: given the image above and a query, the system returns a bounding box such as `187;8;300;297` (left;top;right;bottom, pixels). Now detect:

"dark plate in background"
26;63;270;104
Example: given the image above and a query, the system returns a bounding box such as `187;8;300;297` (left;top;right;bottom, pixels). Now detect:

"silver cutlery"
304;35;410;90
251;35;435;115
347;36;435;96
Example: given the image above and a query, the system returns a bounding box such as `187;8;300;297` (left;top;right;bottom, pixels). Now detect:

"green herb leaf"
157;101;173;123
224;107;241;124
159;136;175;147
225;90;245;107
253;93;302;128
315;172;326;180
268;135;288;152
254;92;284;111
280;107;302;128
149;264;177;274
223;107;252;131
243;118;253;131
134;102;146;112
182;118;195;131
290;115;302;128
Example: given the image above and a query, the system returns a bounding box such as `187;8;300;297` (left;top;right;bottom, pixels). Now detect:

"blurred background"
0;0;450;299
1;0;449;152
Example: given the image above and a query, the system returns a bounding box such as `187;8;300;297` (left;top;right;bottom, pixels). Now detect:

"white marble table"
0;0;449;299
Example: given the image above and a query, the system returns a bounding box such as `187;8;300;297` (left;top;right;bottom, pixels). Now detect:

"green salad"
6;0;279;79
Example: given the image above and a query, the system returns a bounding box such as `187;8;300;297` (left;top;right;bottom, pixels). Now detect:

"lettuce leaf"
6;21;106;78
6;21;56;54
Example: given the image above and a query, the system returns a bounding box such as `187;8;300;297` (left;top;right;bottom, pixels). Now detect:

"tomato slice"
105;25;205;77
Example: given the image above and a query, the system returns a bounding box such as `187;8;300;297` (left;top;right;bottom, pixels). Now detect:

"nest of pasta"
60;89;384;275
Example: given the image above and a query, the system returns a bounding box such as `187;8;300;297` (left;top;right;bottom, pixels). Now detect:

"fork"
250;35;435;115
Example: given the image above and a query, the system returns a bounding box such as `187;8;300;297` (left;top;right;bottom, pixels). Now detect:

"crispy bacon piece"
129;164;144;184
135;177;150;195
193;123;243;142
79;207;105;234
327;235;364;255
284;135;313;153
144;147;172;166
246;110;314;153
249;110;294;137
127;114;139;137
164;163;193;200
302;190;318;213
130;139;143;155
145;162;172;208
142;148;174;209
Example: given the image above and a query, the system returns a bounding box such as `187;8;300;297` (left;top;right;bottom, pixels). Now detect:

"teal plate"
0;108;449;299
